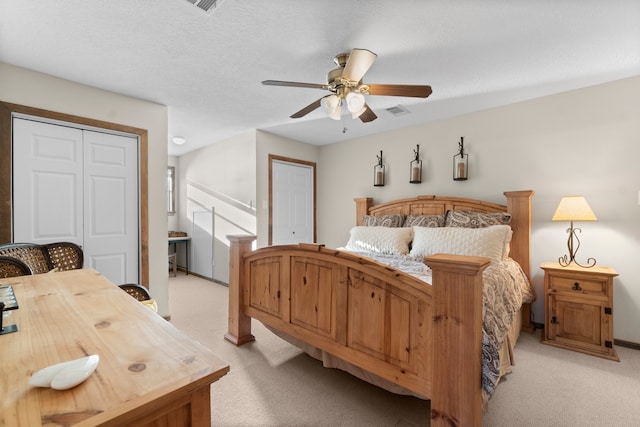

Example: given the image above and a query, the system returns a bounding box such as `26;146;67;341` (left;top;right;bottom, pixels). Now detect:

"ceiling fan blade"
262;80;328;90
342;48;377;82
366;84;432;98
359;104;377;123
290;97;326;118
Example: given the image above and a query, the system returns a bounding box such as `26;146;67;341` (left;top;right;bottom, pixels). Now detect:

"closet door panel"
13;119;83;245
83;130;139;284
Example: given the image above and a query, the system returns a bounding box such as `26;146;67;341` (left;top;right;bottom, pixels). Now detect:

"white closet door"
83;130;139;284
272;160;314;245
12;118;139;284
13;119;84;245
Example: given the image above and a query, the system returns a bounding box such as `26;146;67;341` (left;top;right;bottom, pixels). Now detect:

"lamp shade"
552;196;597;221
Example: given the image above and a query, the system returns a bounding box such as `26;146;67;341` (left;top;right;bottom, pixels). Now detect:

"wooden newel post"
225;234;257;346
425;254;491;427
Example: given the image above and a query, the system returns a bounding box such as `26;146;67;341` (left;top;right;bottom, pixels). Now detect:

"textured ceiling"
1;1;639;156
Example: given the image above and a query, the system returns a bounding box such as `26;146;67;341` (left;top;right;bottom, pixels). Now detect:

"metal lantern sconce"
374;150;385;187
410;144;422;184
453;137;468;181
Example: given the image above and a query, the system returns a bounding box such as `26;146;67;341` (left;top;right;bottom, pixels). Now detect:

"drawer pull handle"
550;316;559;324
572;282;582;291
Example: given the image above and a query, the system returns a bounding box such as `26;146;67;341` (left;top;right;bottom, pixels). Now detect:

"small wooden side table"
540;262;619;361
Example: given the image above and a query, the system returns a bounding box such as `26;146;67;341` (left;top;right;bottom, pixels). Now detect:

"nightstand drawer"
548;275;607;297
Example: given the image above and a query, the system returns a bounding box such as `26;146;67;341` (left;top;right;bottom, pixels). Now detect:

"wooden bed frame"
226;190;534;426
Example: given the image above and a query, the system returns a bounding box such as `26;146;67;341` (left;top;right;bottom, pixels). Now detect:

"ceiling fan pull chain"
341;104;348;134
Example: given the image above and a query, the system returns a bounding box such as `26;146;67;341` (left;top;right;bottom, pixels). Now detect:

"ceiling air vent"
185;0;225;15
385;105;410;117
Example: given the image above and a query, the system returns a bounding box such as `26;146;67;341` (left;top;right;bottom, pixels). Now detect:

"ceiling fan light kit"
262;48;432;124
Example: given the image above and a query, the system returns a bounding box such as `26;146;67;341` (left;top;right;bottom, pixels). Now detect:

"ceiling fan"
262;48;432;123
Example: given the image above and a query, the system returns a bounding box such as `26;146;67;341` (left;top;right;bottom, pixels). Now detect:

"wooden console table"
0;269;229;426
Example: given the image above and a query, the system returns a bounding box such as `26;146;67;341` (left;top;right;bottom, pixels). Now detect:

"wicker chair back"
0;256;33;278
43;242;84;272
0;243;52;274
119;283;152;301
0;242;83;274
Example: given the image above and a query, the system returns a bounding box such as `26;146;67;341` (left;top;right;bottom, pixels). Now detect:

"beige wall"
174;129;319;285
178;130;257;283
256;130;320;248
317;75;640;343
0;62;171;316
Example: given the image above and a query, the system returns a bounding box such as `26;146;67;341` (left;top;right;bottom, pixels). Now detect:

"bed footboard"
226;235;490;427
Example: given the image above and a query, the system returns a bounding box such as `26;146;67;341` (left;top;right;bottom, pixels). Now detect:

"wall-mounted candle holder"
409;144;422;184
374;150;385;187
453;137;468;181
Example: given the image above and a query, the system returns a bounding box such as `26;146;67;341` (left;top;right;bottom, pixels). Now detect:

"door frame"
268;154;316;246
0;101;150;286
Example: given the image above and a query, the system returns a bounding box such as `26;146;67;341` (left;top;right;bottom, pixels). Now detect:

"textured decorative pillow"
362;214;405;227
409;225;512;261
345;226;413;255
403;214;445;228
445;210;512;228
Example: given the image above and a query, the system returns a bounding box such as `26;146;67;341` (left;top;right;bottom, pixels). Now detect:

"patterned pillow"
409;225;513;261
345;226;413;256
362;214;405;227
403;214;445;228
445;210;512;228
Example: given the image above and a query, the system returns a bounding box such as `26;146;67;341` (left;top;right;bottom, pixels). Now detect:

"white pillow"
345;226;413;256
409;225;512;261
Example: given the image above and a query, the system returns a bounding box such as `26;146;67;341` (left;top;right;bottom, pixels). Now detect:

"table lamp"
552;195;597;268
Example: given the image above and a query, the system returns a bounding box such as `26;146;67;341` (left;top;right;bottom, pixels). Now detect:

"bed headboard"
354;190;535;281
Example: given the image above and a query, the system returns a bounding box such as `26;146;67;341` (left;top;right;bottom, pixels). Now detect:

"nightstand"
540;262;619;361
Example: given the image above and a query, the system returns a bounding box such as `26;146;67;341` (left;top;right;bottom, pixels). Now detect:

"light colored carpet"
168;272;640;427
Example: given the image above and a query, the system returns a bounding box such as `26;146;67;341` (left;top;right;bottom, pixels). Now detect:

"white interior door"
272;160;314;245
83;130;139;284
12;117;139;283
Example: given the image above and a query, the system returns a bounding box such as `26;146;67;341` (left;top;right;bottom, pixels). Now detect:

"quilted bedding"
344;251;534;397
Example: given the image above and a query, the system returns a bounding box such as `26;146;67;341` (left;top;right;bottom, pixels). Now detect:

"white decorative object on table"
29;354;99;390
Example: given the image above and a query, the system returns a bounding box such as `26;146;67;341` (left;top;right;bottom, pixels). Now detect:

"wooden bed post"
225;234;257;346
354;197;373;226
425;254;491;427
503;190;534;280
504;190;535;332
